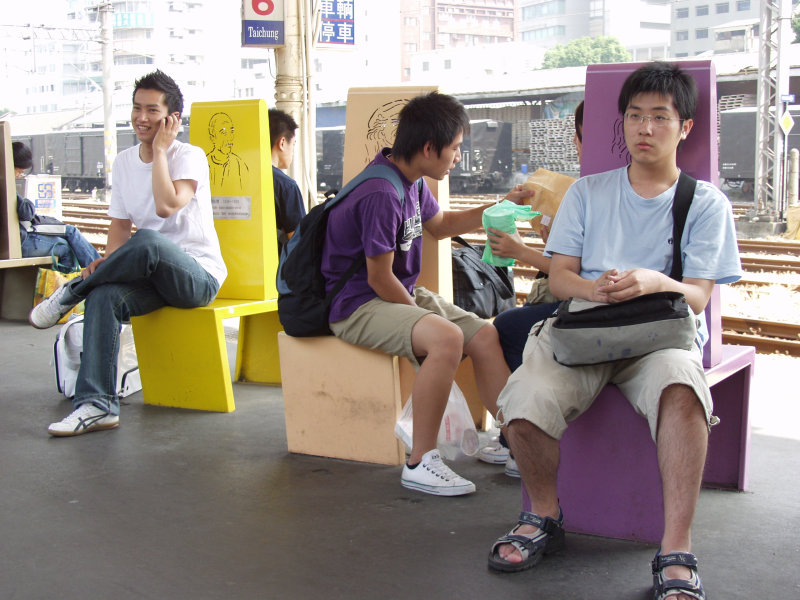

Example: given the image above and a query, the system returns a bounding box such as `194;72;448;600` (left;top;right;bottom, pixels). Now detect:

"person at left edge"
14;141;100;271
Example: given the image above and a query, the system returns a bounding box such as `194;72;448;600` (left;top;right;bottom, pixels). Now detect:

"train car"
719;105;800;195
315;125;345;194
449;120;513;194
13;127;186;192
313;119;514;196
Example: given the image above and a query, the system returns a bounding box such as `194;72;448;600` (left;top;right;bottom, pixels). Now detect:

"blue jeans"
61;229;220;415
493;302;559;372
21;226;101;271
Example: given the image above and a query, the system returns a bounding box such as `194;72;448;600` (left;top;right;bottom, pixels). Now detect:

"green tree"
793;13;800;44
542;36;630;69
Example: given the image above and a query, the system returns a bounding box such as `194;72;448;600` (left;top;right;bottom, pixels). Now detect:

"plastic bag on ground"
394;381;480;461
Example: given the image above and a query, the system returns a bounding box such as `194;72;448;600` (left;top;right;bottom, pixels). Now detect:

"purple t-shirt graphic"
322;149;440;322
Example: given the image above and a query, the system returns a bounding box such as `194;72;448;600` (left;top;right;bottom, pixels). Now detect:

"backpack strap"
325;164;406;211
668;171;697;281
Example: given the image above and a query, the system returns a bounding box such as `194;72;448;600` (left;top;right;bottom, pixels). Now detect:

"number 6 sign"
251;0;274;15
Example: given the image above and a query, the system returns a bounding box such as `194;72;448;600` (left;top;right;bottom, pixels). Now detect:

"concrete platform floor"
1;319;798;599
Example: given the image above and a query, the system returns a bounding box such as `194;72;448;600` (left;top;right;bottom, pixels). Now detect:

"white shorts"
496;318;716;441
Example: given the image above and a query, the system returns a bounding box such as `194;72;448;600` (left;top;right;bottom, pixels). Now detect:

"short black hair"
268;109;298;148
12;141;32;170
391;92;470;162
133;69;184;115
574;100;584;143
617;61;697;121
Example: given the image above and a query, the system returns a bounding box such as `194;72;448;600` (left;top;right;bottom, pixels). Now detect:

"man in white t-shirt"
487;62;741;600
30;70;226;437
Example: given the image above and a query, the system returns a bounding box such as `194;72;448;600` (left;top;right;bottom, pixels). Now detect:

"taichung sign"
242;0;285;47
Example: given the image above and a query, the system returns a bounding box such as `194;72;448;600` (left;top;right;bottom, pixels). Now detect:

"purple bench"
520;289;755;543
520;60;755;543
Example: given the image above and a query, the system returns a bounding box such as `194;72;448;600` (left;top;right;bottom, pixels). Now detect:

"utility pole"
755;0;791;218
274;0;317;206
99;2;116;198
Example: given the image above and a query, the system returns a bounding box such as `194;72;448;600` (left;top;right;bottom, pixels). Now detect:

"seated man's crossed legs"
331;286;510;497
489;319;712;600
34;229;220;437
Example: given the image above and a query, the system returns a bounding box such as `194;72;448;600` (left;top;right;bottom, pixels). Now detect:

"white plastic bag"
52;314;142;398
394;382;480;460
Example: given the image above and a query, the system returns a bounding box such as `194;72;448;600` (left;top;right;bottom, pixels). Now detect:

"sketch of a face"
209;113;235;157
611;117;631;163
365;99;407;161
205;111;250;193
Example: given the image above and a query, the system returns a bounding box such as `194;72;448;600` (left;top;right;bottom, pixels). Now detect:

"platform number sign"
251;0;274;14
242;0;284;46
318;0;355;46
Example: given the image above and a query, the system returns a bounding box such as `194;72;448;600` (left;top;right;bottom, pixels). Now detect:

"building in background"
670;0;760;57
516;0;671;61
1;0;404;126
312;1;402;105
1;0;278;124
399;0;515;81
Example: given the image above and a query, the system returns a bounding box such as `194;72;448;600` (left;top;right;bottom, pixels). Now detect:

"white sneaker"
47;404;119;437
477;439;510;465
30;281;79;329
401;449;476;496
505;456;520;478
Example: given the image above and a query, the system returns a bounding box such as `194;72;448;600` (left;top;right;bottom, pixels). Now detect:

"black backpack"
276;164;407;337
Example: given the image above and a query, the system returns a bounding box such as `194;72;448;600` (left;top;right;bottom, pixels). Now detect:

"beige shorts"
496;318;715;441
329;286;488;368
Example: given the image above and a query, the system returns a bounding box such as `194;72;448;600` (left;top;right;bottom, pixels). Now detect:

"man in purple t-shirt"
322;92;530;497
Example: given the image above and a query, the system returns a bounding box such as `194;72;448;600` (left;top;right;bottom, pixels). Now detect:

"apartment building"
670;0;760;57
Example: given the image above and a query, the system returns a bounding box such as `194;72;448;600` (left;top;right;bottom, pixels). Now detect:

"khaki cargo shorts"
329;286;488;368
496;318;716;441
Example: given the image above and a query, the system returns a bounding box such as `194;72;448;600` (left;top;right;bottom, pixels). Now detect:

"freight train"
14;119;519;196
718;106;800;195
13;127;189;192
314;120;516;195
29;108;775;198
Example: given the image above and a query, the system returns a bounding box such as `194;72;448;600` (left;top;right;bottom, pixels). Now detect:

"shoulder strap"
669;171;697;281
325;164;407;210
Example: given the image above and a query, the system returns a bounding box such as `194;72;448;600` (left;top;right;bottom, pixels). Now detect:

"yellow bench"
131;100;282;412
0;122;52;320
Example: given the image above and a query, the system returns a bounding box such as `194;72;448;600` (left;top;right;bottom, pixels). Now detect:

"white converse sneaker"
47;404;119;437
29;281;79;329
505;456;521;478
477;439;510;465
401;449;476;496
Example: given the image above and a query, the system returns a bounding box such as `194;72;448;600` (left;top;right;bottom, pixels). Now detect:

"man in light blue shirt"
488;62;741;600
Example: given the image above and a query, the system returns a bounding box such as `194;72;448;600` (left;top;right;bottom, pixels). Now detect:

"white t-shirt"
545;166;742;346
109;140;227;286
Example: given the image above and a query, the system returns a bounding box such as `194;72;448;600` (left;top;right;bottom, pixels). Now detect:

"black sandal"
652;550;706;600
487;510;565;573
